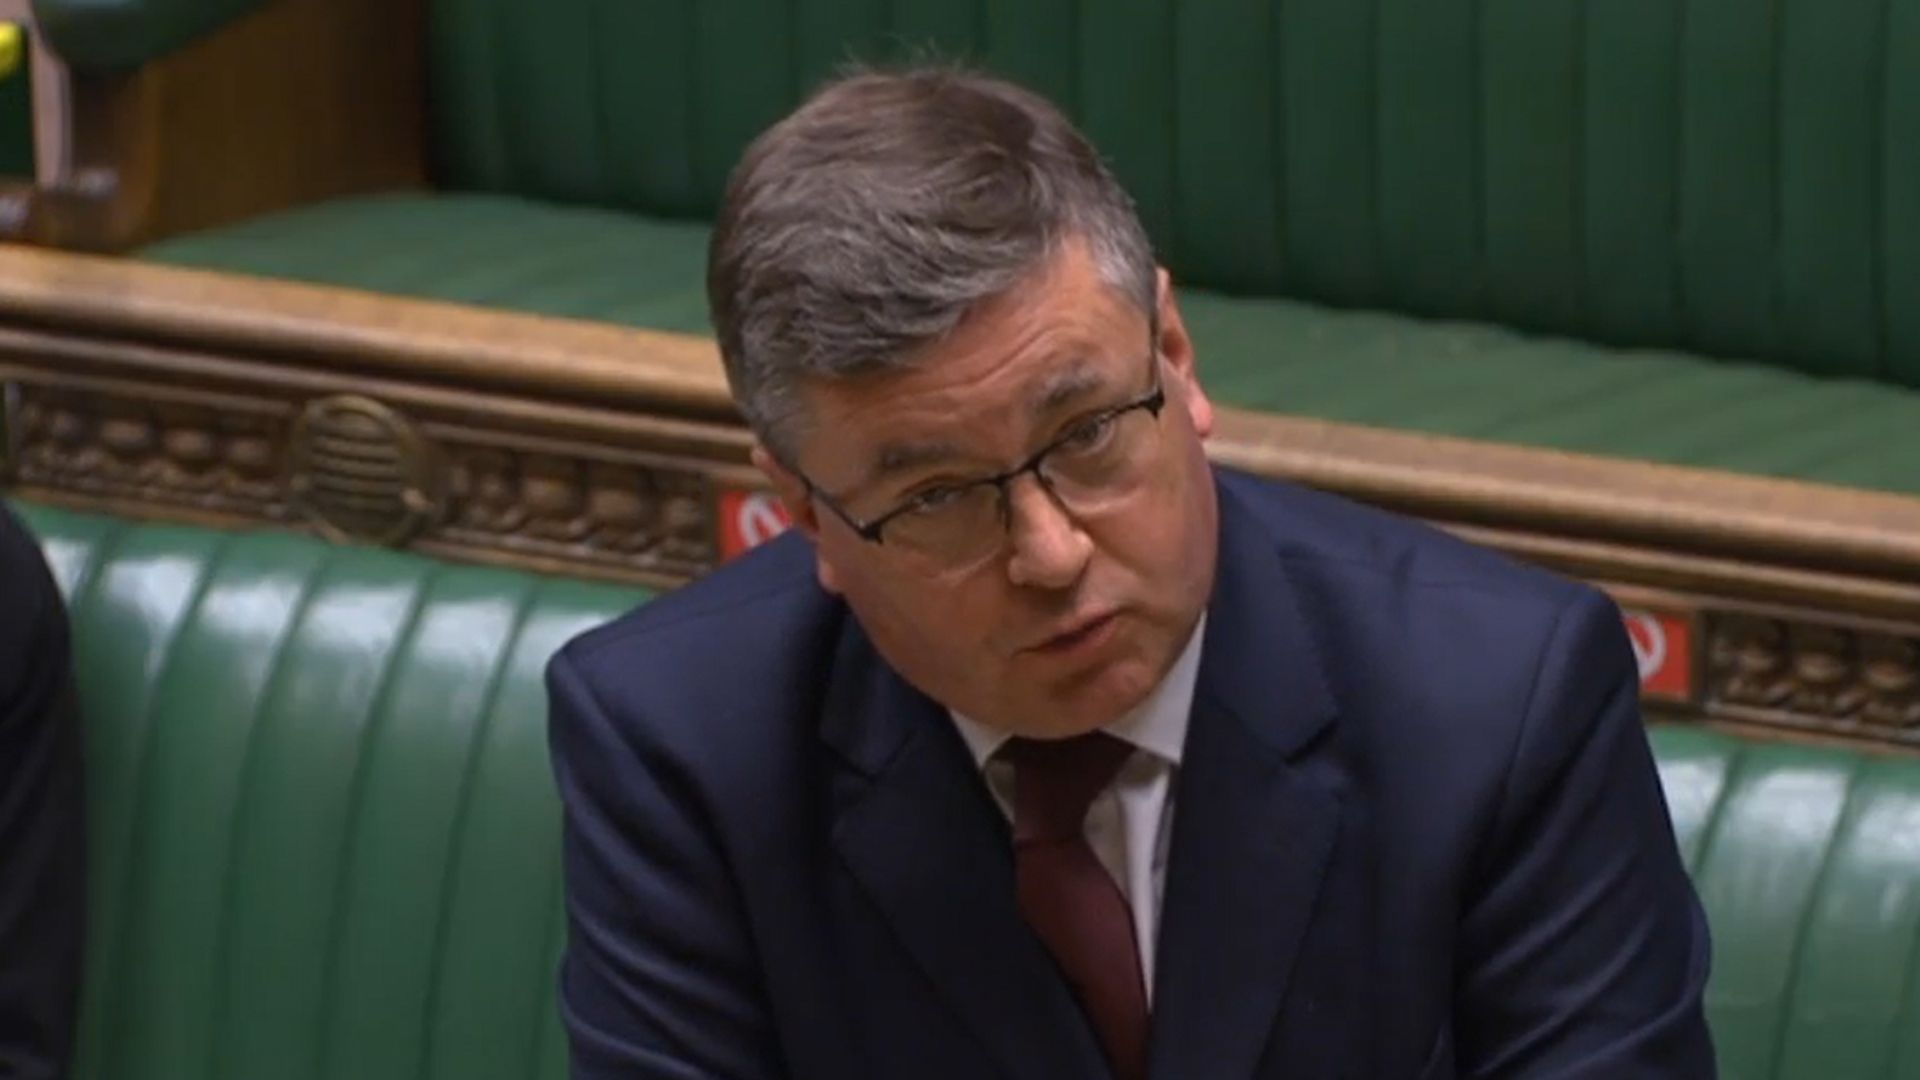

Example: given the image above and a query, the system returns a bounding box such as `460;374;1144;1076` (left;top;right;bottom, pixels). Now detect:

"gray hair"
706;65;1157;462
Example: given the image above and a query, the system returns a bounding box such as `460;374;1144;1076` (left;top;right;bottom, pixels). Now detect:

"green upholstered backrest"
1654;724;1920;1077
9;499;647;1080
427;0;1920;388
16;498;1920;1078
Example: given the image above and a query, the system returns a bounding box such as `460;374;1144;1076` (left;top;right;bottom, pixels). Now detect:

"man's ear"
752;440;848;597
1154;268;1195;373
751;443;821;540
1153;267;1214;439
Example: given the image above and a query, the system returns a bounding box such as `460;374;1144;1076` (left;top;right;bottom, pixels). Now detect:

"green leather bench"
26;0;1918;497
14;497;1920;1078
14;499;644;1080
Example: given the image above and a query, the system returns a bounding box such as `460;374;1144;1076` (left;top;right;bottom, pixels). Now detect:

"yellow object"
0;24;22;82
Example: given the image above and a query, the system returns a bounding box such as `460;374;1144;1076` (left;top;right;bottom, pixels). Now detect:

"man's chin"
1002;663;1158;739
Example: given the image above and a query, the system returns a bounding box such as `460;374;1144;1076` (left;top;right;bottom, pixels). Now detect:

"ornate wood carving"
434;439;715;580
6;381;292;518
1861;637;1920;729
287;394;444;547
3;376;722;584
1706;613;1920;740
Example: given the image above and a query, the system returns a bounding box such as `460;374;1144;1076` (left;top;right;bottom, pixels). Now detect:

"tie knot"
1001;732;1135;843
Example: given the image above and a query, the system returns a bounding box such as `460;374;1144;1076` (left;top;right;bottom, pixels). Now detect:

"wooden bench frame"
0;0;423;252
1;246;1917;756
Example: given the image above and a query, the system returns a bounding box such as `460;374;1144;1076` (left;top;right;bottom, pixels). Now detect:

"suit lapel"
822;622;1109;1080
1148;481;1344;1078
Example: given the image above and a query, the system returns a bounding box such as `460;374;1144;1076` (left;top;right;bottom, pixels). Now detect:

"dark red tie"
1002;733;1149;1080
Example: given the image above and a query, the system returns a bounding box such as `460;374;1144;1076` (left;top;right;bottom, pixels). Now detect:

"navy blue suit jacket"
0;501;84;1080
548;468;1715;1078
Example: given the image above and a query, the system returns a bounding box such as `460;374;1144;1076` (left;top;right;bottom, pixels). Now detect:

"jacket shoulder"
1215;469;1629;759
1218;468;1591;614
561;531;821;665
547;531;842;756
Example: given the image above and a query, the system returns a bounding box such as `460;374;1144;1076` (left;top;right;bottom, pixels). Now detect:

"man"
0;500;84;1079
548;67;1714;1078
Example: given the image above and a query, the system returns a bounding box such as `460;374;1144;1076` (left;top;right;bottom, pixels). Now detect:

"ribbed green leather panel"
1652;726;1920;1078
9;500;648;1080
423;0;1920;385
142;194;1920;497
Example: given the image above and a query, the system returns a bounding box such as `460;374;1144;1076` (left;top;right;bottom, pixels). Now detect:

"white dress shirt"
948;615;1205;1002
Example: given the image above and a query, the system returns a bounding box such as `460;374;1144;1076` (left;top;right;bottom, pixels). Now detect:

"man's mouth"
1025;611;1120;655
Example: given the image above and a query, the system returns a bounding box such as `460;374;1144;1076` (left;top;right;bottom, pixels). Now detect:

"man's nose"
1004;473;1092;589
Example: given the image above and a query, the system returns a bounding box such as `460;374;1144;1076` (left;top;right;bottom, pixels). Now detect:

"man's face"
757;240;1219;739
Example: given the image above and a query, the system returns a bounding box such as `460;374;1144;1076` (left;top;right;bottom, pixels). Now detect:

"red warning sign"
1622;608;1695;704
717;489;792;561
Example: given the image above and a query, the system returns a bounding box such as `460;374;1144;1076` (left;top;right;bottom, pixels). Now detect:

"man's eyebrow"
863;439;968;487
854;359;1113;488
1032;361;1110;418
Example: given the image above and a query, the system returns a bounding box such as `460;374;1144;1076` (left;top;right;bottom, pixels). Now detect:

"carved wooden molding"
1707;614;1920;738
8;380;288;518
428;430;716;580
3;248;1920;751
2;358;734;587
1594;587;1920;752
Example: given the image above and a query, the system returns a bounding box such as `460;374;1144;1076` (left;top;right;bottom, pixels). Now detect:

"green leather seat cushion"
143;192;1920;496
11;498;647;1080
14;499;1920;1078
142;193;715;335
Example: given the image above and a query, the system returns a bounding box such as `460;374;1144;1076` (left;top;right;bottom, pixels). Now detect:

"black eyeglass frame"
799;349;1168;549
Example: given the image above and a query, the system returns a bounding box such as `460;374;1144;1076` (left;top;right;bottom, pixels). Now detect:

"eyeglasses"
800;352;1168;571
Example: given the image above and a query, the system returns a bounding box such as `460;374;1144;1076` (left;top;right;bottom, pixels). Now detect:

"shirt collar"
948;612;1206;770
